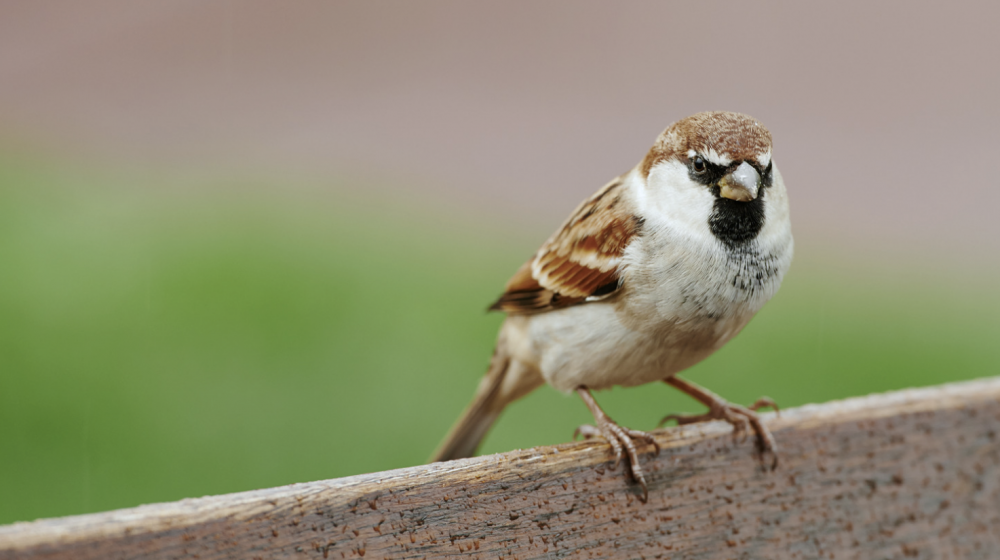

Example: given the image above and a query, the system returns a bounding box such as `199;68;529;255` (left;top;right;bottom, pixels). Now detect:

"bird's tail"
430;328;542;462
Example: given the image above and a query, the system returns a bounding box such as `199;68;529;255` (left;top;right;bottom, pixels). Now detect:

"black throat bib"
708;186;766;248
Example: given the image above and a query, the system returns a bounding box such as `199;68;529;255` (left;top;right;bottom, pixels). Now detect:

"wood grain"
2;378;999;560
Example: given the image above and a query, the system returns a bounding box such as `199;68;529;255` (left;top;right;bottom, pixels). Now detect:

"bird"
430;111;793;500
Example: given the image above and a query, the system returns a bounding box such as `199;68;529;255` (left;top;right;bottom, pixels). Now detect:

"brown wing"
489;176;643;315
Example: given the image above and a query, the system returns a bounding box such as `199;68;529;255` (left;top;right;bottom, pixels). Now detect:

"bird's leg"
573;386;660;501
659;375;779;469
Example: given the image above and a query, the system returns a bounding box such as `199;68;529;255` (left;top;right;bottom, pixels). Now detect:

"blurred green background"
1;153;998;525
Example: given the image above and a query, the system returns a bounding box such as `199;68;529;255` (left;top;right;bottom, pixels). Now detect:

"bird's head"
639;112;785;247
643;111;773;202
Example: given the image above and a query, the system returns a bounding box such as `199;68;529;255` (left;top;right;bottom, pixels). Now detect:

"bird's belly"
519;302;745;393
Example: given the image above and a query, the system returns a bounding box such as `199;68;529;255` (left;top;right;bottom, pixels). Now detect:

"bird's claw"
660;397;779;470
748;396;779;415
574;419;659;501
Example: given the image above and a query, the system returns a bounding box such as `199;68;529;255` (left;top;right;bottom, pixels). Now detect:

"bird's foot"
661;377;779;470
574;388;660;501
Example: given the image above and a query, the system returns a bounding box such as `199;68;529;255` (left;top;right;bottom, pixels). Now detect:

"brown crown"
641;111;772;177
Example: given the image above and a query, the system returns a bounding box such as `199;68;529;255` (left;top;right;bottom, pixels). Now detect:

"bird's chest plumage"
521;215;791;393
621;228;787;331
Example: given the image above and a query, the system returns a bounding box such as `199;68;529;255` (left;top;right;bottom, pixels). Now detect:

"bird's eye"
692;156;707;174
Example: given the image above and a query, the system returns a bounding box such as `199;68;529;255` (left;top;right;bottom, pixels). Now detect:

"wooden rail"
2;378;999;559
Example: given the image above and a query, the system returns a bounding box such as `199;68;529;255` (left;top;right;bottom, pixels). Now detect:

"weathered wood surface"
2;378;999;560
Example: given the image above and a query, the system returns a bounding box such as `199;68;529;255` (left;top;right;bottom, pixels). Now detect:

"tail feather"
430;349;510;462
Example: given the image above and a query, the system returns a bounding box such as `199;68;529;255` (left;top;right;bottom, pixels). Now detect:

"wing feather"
489;175;643;315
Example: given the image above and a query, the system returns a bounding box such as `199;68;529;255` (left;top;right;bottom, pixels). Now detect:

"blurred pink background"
2;1;999;254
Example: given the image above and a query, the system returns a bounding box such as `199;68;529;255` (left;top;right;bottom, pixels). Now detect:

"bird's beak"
718;161;761;202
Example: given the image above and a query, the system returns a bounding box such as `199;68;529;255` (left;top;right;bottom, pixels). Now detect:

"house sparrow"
431;112;793;500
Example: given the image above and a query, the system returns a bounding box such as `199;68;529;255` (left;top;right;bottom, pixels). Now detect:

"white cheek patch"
642;160;715;241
